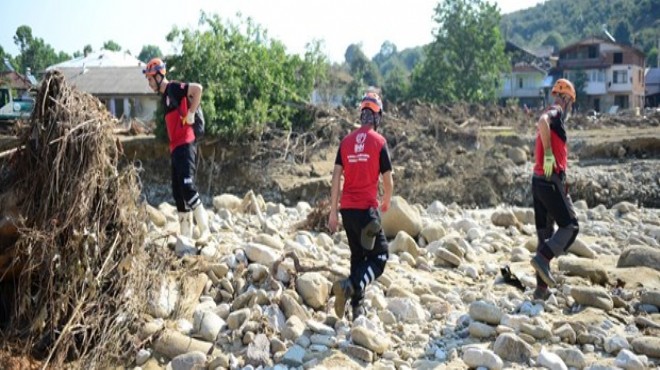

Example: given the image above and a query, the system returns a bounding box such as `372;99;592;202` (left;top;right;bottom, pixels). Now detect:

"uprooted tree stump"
0;70;165;369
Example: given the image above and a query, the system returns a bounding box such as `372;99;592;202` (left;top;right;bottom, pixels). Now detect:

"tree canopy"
12;25;69;73
102;40;122;51
162;12;327;139
138;45;162;63
410;0;509;103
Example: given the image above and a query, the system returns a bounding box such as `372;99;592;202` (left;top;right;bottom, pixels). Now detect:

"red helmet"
143;58;166;76
360;92;383;114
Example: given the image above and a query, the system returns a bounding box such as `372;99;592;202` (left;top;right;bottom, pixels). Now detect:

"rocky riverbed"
134;191;660;370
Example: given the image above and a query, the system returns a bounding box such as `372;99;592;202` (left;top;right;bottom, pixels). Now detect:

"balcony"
585;81;606;95
608;81;633;93
558;58;610;70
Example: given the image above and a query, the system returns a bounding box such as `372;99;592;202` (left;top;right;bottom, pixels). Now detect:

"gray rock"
493;333;533;363
570;286;613;311
537;348;567;370
171;351;207;370
640;291;660;307
617;246;660;271
343;344;374;363
604;335;630;354
295;272;330;309
463;347;503;370
282;316;306;342
281;345;306;367
631;336;660;358
389;231;420;258
557;256;609;285
352;326;390;354
279;293;310;321
307;320;335;336
555;347;587;369
469;301;503;325
246;333;271;366
520;322;552;340
553;324;577;344
508;147;528;165
226;308;250;330
615;349;645;370
381;196;422;238
568;238;597;259
468;321;497;338
491;209;520;228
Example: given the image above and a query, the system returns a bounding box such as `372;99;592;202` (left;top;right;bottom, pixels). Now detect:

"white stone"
244;242;281;266
462;347;503;370
537;347;567;370
615;349;645;370
605;335;630;354
193;310;225;342
387;297;428;323
296;272;330;309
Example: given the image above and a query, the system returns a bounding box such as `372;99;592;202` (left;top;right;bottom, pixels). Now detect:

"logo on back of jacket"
355;133;367;153
348;132;370;164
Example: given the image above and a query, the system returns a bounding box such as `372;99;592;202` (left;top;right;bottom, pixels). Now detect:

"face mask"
360;109;380;126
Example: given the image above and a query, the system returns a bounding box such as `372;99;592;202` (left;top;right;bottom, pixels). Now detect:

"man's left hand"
182;111;195;125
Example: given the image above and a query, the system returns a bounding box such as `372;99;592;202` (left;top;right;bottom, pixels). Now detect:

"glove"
182;111;195;125
543;152;555;178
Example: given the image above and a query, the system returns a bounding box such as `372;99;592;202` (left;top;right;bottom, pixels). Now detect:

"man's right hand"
328;211;338;233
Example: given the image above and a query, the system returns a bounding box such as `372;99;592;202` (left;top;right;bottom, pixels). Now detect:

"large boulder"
617;246;660;271
381;196;422;238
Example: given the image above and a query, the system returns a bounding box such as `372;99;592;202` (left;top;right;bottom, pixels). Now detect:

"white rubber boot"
178;212;193;238
193;204;211;242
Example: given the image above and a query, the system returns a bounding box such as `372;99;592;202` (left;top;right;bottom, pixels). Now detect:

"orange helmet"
551;78;576;103
143;58;166;76
360;92;383;114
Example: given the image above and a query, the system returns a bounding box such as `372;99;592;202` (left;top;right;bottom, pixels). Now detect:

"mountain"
501;0;660;66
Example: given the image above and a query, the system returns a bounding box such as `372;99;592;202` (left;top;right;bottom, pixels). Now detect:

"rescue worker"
143;58;210;241
328;91;393;319
530;78;579;300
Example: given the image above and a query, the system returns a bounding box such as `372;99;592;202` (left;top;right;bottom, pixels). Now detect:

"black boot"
530;253;556;288
351;300;366;321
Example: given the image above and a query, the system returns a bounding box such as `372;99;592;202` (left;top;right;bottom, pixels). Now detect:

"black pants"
532;173;579;257
340;209;388;307
171;143;201;212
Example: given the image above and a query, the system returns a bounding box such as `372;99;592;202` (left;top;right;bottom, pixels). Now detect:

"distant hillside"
502;0;660;66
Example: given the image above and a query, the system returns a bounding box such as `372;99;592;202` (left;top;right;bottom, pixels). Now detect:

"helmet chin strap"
155;74;165;94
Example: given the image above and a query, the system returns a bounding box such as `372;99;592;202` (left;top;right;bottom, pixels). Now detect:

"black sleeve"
334;148;343;166
168;82;189;102
379;144;392;174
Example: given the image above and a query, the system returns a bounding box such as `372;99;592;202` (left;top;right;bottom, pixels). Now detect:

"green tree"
343;44;381;106
138;45;163;63
542;32;565;52
102;40;121;51
13;25;69;73
411;0;509;103
573;69;588;111
163;12;327;139
647;47;658;68
383;64;411;104
613;20;632;45
83;44;93;56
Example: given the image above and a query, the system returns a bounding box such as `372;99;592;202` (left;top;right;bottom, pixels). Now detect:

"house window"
613;52;623;64
598;70;605;82
614;95;628;109
518;77;523;89
613;71;628;84
588;46;598;58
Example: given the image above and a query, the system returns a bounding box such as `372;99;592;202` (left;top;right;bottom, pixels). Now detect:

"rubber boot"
178;211;193;238
193;204;211;242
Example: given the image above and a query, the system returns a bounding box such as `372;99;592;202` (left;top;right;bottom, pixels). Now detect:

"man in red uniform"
530;78;579;300
328;91;393;320
143;58;210;241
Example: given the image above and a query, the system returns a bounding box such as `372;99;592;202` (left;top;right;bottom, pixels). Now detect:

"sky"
1;0;545;64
